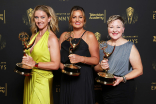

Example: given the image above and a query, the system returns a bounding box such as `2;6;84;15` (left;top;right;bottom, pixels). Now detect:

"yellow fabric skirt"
23;69;53;104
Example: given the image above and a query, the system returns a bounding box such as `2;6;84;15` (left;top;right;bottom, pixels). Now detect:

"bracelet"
123;76;127;83
34;62;39;68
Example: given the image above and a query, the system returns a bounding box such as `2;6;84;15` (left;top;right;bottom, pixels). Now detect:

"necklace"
72;30;85;41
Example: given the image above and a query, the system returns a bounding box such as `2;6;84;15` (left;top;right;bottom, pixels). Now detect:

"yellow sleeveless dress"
23;30;53;104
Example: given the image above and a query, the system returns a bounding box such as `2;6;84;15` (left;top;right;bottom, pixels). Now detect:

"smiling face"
108;19;125;40
70;10;85;29
34;10;51;30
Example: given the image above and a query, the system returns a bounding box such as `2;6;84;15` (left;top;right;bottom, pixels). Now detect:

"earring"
36;29;37;33
69;24;73;31
122;33;125;38
48;25;50;32
107;35;110;39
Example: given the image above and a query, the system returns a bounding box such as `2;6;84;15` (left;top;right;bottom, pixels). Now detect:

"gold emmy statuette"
62;32;81;76
14;32;34;76
96;41;116;85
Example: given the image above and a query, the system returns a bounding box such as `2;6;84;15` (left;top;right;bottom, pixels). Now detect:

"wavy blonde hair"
31;5;59;35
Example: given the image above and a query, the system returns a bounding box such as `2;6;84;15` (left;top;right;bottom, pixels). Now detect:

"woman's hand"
113;76;123;86
22;54;35;68
100;59;109;70
68;54;83;64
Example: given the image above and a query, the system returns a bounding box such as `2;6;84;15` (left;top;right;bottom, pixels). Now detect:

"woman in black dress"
59;6;99;104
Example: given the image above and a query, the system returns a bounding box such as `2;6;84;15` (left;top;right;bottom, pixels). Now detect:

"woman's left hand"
22;54;35;68
68;54;83;64
113;76;123;86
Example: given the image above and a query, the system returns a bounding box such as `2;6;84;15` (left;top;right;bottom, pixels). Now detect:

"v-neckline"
29;31;47;54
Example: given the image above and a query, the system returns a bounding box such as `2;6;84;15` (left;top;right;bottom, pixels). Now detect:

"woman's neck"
38;27;48;36
108;37;126;46
72;28;85;38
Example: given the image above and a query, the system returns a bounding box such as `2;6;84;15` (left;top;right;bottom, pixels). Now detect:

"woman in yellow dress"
22;5;60;104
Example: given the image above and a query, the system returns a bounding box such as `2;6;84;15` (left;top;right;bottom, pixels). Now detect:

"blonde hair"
69;6;86;27
31;5;59;35
107;15;125;27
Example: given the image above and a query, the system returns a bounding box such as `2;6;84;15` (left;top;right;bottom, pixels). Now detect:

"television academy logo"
89;10;106;23
122;7;138;24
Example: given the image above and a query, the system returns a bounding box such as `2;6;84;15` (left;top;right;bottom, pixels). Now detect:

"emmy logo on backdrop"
95;32;101;43
122;7;138;24
96;41;116;85
62;32;81;76
27;8;33;24
14;32;34;76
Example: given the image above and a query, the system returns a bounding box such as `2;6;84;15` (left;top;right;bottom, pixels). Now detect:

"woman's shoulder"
119;39;134;46
59;31;71;44
60;31;71;41
86;31;94;35
85;31;96;39
48;31;58;42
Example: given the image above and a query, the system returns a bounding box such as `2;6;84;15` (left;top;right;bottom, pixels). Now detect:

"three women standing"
22;5;143;104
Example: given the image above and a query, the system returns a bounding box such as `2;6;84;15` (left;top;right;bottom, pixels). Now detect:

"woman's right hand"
100;59;109;70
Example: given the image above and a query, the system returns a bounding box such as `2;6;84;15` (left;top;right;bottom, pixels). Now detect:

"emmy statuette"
96;41;116;85
14;32;34;76
62;32;81;76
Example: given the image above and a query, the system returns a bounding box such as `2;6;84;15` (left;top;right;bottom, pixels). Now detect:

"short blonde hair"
107;15;125;27
31;5;59;35
69;6;86;27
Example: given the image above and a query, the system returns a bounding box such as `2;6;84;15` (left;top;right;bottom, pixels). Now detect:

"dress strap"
80;30;87;38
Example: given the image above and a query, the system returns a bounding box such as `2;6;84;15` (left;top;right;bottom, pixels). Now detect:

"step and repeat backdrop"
0;0;156;104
